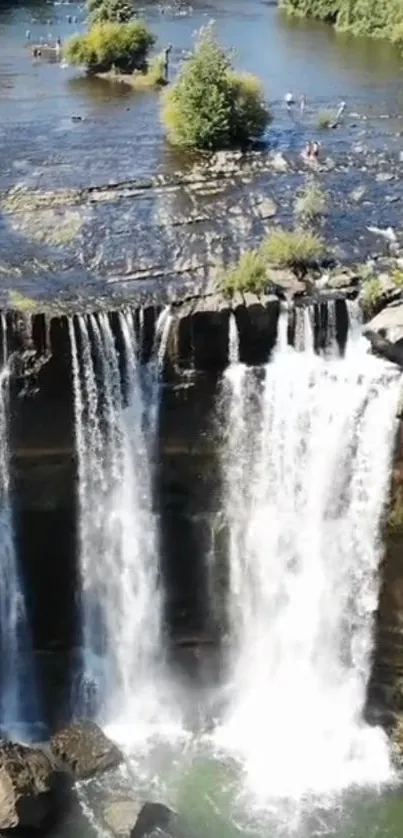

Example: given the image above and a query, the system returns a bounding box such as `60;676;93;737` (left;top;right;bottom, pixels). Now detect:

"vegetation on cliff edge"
161;26;270;150
222;228;326;296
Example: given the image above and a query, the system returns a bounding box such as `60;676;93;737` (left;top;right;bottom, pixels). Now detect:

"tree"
87;0;134;26
63;20;155;74
161;27;270;150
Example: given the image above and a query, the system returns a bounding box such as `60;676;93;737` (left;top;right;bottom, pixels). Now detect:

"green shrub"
87;0;133;25
261;228;326;272
222;249;269;296
281;0;403;39
294;180;327;223
161;27;269;150
317;110;335;129
63;21;155;73
361;276;382;311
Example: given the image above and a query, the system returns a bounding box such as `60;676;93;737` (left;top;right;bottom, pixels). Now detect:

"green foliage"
222;249;269;296
360;275;382;311
87;0;134;25
161;27;269;150
261;228;326;270
221;228;326;295
294;180;327;223
280;0;403;39
63;21;155;73
317;109;335;129
9;290;39;313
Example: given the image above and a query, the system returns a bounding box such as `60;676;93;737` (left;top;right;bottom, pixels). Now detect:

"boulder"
130;802;186;838
364;301;403;344
364;330;403;368
50;720;123;779
103;799;141;837
0;739;67;832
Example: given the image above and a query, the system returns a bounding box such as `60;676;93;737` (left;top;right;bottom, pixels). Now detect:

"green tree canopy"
161;27;270;150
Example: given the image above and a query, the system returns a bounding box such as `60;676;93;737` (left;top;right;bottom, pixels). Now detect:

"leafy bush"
360;276;382;311
261;228;325;271
64;21;155;73
221;228;326;295
281;0;403;39
317;110;335;129
161;27;269;150
294;180;327;223
222;249;269;296
87;0;133;25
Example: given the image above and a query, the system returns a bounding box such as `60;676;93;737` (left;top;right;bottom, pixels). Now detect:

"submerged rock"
0;740;67;832
130;802;187;838
50;719;123;779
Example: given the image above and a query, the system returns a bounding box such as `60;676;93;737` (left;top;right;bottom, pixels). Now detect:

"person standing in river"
163;44;172;84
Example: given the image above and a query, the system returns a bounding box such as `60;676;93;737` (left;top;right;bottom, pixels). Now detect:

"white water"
0;319;37;735
216;304;401;803
69;311;167;729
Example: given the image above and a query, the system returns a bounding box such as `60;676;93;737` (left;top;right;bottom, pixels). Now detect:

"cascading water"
0;318;37;736
69;310;166;729
216;301;402;803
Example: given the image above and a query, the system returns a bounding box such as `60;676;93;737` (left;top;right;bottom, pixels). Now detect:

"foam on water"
69;310;176;732
215;304;401;804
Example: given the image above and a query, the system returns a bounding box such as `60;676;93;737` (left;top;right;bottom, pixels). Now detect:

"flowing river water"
2;2;403;838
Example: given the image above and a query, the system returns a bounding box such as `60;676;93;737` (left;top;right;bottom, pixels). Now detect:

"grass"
100;53;166;88
221;227;326;296
317;110;336;129
261;228;326;271
294;180;327;223
7;208;82;247
222;249;269;296
8;290;39;313
360;276;382;311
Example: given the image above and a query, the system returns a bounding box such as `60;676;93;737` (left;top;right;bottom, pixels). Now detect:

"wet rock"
350;185;366;203
50;720;123;779
103;799;142;837
364;329;403;368
327;268;360;291
253;196;277;219
0;740;67;832
376;172;394;183
391;715;403;764
364;301;403;344
130;802;186;838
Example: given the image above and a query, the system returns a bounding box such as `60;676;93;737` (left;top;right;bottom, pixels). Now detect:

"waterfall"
69;311;164;727
216;308;401;802
0;319;37;735
294;306;314;354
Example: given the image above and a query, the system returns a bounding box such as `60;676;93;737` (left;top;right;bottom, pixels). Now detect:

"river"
2;2;403;838
1;0;403;307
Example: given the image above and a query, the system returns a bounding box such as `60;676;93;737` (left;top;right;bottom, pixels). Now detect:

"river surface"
2;3;403;838
1;0;403;306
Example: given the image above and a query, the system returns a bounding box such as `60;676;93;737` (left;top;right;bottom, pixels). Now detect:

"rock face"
131;802;186;838
369;420;403;720
365;301;403;343
0;740;66;832
50;720;123;779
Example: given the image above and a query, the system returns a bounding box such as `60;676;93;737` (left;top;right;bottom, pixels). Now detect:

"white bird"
336;100;346;121
285;92;294;109
367;225;397;243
